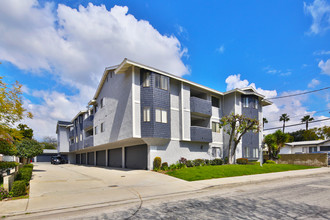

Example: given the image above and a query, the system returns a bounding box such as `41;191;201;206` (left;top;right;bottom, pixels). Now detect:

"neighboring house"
280;139;330;154
56;58;272;169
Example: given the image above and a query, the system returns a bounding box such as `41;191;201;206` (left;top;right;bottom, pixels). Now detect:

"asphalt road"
15;172;330;220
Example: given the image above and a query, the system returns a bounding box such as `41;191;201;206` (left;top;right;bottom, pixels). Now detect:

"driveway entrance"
27;163;202;212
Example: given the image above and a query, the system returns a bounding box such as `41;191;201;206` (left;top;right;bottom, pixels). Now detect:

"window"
80;134;82;141
100;98;104;108
254;99;259;109
212;122;220;133
243;97;249;108
142;72;150;87
155;108;167;123
212;147;221;158
252;148;259;158
212;96;220;108
75;136;78;143
101;123;105;132
155;74;168;90
244;147;250;158
143;107;150;122
95;105;98;113
320;146;330;151
309;147;317;153
95;126;98;135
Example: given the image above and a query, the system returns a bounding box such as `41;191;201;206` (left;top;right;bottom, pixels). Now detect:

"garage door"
87;152;94;165
108;148;122;167
36;154;58;162
76;154;81;164
96;150;106;166
81;153;87;164
125;144;147;169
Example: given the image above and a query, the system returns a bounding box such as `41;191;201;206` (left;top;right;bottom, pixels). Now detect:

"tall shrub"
153;157;161;170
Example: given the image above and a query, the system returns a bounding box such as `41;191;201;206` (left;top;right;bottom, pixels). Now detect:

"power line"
264;118;330;131
267;87;330;100
266;109;330;123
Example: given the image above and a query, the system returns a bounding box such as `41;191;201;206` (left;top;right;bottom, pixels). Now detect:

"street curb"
2;167;330;218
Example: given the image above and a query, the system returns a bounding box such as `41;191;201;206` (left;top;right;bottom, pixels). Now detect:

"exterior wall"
93;69;133;146
58;127;70;153
170;79;181;140
279;146;292;154
241;95;260;160
140;70;171;139
133;67;141;137
181;83;191;141
149;140;212;169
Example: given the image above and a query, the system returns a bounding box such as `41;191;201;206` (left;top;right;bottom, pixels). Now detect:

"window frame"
155;74;168;90
212;96;220;108
142;72;150;87
101;122;105;132
243;97;249;108
95;126;98;135
155;108;168;123
212;122;220;133
143;107;151;122
252;148;259;158
254;99;259;109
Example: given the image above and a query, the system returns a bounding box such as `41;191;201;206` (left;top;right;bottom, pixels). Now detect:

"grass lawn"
166;164;318;181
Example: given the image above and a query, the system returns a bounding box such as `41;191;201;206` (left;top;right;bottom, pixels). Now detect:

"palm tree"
279;114;290;133
263;117;268;129
301;115;314;130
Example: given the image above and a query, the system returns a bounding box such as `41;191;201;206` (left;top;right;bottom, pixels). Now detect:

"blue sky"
0;0;330;139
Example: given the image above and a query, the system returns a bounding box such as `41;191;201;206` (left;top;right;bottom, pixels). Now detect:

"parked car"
51;155;67;164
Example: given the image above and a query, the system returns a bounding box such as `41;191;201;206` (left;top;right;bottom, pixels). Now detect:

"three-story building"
56;58;272;169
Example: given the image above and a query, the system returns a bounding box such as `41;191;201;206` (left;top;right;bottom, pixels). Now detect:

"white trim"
170;107;180;111
132;66;136;137
180;82;185;140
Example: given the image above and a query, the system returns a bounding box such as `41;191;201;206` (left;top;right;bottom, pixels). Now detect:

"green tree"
40;136;57;150
320;126;330;139
279;114;290;133
301;115;314;130
16;139;43;164
220;113;260;164
263;130;291;160
17;124;33;139
0;138;16;156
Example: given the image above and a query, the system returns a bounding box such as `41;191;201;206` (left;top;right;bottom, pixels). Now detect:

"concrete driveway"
24;163;203;213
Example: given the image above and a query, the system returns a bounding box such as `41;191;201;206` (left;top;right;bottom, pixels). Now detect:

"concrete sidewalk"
0;164;329;218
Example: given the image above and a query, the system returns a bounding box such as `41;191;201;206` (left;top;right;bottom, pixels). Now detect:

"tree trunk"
228;146;233;164
283;121;285;133
306;121;308;130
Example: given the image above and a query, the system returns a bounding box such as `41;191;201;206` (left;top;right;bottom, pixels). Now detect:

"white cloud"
313;50;330;55
225;74;277;98
264;66;291;76
304;0;330;34
308;79;320;88
0;0;189;140
318;59;330;75
216;45;225;54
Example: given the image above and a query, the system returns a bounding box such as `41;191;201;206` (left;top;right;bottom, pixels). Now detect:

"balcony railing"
190;97;212;116
84;136;94;148
190;126;212;143
83;115;94;130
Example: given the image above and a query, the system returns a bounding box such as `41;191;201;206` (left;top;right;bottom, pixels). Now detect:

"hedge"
16;167;33;185
11;181;26;197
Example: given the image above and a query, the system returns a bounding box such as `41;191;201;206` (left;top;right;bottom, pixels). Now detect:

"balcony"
83;115;94;130
190;97;212;116
84;136;94;148
190;126;212;143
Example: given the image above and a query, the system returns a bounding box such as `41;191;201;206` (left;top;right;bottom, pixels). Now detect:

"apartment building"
56;58;272;169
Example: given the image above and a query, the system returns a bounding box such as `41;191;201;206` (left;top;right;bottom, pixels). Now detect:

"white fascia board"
114;58;225;96
71;110;87;123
